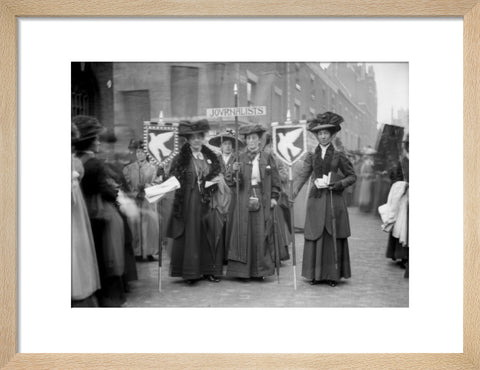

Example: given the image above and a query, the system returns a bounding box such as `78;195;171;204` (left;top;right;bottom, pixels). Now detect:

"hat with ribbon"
307;112;343;133
238;124;267;137
178;119;210;137
208;130;245;149
72;115;105;142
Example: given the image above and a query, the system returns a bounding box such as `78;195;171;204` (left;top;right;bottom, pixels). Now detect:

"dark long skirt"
226;207;275;279
386;233;409;261
302;231;351;281
222;187;237;262
170;187;223;279
90;207;126;307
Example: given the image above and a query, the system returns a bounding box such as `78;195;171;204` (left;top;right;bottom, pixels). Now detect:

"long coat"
227;150;281;278
293;145;356;241
79;152;126;306
167;144;222;279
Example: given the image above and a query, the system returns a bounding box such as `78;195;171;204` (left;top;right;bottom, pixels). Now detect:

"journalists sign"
206;106;267;119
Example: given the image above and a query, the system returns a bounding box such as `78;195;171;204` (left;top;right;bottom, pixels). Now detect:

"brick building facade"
71;62;378;153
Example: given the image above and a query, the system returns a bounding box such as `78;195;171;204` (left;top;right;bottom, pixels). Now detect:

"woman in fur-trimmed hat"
167;119;224;284
292;112;356;287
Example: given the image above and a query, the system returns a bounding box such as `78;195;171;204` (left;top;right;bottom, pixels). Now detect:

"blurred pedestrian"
358;147;376;212
293;112;356;287
123;140;162;262
73;115;126;307
71;122;101;307
385;133;409;277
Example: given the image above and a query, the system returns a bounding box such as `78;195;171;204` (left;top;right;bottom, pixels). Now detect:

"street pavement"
124;207;408;307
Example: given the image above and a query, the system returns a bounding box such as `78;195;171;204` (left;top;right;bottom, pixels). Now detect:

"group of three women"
167;111;356;287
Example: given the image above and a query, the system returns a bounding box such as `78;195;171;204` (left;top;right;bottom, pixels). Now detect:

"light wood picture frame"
1;1;479;368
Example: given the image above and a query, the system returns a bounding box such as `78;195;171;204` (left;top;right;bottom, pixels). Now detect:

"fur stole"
313;144;335;177
171;143;221;218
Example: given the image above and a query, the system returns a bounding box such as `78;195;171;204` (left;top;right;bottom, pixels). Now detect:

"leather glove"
330;181;343;191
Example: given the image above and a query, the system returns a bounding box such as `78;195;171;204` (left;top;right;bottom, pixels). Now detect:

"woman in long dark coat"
226;124;281;279
208;131;244;262
167;120;223;284
73;115;127;306
293;112;356;287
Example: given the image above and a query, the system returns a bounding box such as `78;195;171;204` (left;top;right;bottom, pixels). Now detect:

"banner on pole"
272;124;307;166
206;106;267;119
143;122;180;167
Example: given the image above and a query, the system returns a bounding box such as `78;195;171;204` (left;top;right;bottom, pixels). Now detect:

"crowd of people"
71;111;408;307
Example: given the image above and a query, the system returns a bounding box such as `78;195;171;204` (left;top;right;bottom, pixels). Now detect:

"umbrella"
202;207;225;267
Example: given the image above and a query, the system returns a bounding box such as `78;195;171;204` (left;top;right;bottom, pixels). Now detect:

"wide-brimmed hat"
72;115;105;142
208;131;244;149
100;128;117;143
178;119;210;137
307;112;343;133
239;124;267;137
128;139;144;150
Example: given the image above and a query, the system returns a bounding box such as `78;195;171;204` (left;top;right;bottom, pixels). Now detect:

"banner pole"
289;166;297;290
234;84;240;263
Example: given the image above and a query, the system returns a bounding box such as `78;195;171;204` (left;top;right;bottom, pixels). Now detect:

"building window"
294;100;301;121
247;80;256;106
170;66;199;118
71;92;89;116
272;87;283;122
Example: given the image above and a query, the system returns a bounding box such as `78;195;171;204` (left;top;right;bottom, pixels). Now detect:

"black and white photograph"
71;62;409;308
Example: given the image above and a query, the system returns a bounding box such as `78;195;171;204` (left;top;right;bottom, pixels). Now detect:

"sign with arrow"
272;124;307;166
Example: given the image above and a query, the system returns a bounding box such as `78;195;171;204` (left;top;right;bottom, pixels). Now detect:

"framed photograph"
1;1;479;368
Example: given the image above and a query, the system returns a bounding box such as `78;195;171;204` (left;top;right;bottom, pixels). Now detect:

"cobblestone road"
124;207;408;307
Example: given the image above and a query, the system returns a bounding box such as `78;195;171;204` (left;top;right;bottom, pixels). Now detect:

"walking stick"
157;201;163;292
329;187;338;271
272;206;281;284
234;84;240;260
288;166;297;290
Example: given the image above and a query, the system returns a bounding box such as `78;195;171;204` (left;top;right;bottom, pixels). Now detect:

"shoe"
309;279;319;285
185;279;197;285
328;280;337;287
205;275;220;283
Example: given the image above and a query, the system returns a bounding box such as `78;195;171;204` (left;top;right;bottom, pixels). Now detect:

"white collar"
192;151;204;160
319;143;331;152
